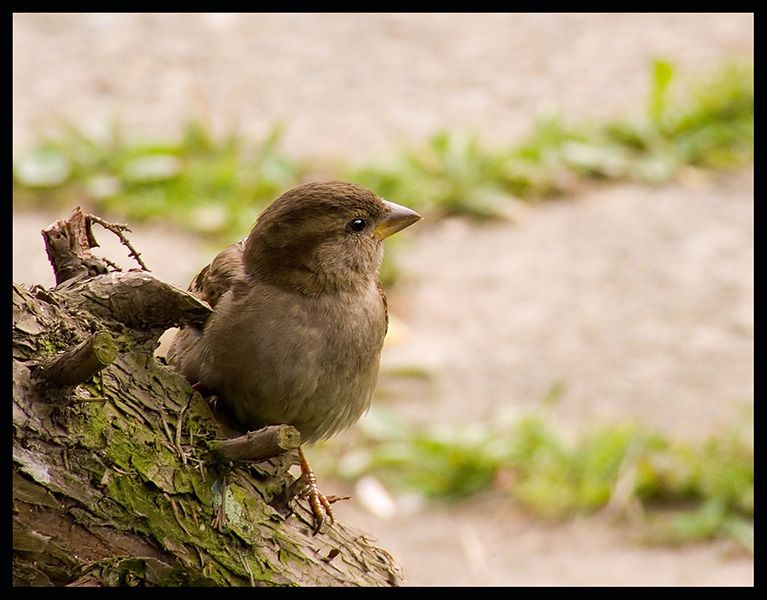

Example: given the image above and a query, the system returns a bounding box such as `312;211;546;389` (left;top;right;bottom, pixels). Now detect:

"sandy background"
12;13;753;159
13;13;753;586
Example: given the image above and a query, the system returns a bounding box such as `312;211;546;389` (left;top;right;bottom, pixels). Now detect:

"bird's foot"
297;448;350;535
211;474;229;531
304;482;334;536
192;382;220;411
211;501;227;531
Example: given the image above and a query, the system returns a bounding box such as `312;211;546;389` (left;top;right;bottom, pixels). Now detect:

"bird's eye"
348;218;367;232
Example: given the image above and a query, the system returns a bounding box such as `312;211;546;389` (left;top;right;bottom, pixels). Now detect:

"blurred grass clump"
13;59;753;236
13;120;304;241
347;59;753;219
318;407;753;552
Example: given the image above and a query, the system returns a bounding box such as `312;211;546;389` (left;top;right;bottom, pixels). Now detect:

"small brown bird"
168;181;421;533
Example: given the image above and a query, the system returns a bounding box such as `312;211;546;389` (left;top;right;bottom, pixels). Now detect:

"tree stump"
12;208;402;587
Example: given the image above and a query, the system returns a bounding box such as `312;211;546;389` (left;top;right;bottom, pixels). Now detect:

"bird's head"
243;181;421;294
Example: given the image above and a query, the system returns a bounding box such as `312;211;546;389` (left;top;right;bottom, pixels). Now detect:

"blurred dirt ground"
332;166;753;586
13;13;753;586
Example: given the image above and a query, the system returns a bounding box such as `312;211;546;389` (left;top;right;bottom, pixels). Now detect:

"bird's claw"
304;481;335;536
297;447;350;535
191;382;220;411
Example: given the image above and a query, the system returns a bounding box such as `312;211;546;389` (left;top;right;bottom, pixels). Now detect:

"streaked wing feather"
189;239;247;308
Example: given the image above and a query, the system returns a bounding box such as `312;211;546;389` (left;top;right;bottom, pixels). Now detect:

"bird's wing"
188;238;247;308
166;238;247;378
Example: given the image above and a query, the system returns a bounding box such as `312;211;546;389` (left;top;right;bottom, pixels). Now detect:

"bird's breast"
200;279;387;441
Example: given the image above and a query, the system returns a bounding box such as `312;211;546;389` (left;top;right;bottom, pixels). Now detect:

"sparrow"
168;181;421;533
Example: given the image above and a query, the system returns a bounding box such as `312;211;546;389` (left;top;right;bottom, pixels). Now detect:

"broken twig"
210;425;301;463
34;330;118;390
86;214;150;272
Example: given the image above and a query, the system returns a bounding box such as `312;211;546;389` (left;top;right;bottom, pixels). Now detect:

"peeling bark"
12;210;402;587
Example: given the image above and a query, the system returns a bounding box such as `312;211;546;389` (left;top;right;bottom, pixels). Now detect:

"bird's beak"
375;200;422;240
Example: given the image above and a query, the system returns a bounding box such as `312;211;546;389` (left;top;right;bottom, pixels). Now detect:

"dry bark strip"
12;209;402;587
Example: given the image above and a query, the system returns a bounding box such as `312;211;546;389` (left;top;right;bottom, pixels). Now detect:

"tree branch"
14;207;404;586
